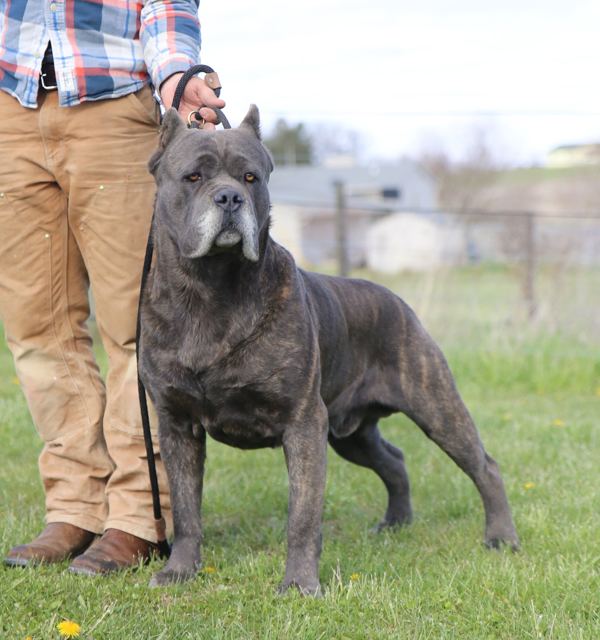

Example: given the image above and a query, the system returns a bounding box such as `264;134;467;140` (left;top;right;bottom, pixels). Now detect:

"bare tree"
416;126;540;319
418;126;505;212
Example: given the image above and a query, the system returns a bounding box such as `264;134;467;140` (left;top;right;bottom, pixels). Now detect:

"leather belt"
40;45;57;90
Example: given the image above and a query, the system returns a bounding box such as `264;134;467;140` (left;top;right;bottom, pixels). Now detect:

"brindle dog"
139;106;519;594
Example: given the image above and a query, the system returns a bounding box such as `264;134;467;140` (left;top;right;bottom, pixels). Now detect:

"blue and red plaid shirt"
0;0;201;107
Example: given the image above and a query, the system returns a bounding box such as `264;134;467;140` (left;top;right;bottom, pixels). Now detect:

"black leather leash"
135;66;231;558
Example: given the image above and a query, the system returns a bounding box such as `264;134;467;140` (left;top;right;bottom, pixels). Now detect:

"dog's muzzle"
181;187;259;262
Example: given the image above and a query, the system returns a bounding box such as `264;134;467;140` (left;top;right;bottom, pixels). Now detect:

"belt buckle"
40;72;58;90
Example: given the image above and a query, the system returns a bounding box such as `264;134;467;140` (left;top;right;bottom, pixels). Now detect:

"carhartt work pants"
0;87;171;542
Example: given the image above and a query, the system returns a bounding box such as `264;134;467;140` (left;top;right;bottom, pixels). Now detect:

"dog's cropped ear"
239;104;261;139
148;108;186;174
160;108;186;149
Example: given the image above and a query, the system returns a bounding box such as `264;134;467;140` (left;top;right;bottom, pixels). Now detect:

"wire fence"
270;201;600;344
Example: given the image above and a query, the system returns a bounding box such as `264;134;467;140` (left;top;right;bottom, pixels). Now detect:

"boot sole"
4;556;39;567
68;565;105;577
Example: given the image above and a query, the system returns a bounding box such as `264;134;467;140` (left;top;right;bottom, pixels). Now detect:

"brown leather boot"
68;528;159;575
4;523;96;567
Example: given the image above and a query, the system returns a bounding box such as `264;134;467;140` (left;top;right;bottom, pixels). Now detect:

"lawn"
1;265;599;639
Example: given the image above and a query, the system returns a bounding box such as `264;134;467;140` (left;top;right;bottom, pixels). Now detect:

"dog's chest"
164;355;295;449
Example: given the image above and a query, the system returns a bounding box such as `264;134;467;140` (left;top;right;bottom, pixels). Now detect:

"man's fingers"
175;101;220;125
198;106;220;124
178;79;225;124
163;76;226;124
190;78;225;108
197;90;225;110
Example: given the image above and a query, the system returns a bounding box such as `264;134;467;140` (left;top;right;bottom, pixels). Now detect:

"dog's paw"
148;567;197;587
484;525;520;552
484;534;520;552
277;578;322;597
372;513;413;533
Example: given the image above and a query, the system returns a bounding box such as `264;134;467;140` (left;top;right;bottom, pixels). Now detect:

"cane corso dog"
139;106;519;594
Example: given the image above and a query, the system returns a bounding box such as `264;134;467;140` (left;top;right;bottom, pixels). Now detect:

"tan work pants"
0;87;171;542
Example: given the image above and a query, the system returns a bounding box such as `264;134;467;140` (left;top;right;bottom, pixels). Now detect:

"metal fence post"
524;211;537;319
334;180;349;277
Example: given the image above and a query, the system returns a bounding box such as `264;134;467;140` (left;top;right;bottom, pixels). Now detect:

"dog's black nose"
213;188;244;213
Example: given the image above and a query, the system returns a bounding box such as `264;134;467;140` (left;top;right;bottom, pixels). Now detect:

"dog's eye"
185;173;201;183
244;172;257;183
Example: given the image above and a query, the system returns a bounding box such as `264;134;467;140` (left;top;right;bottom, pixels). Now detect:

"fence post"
524;211;537;319
334;180;349;277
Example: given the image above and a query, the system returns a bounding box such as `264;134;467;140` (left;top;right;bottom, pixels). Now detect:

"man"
0;0;224;574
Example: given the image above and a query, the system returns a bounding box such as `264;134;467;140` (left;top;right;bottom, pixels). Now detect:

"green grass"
1;265;599;639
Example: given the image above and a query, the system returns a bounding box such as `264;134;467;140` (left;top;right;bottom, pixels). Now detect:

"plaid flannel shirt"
0;0;201;107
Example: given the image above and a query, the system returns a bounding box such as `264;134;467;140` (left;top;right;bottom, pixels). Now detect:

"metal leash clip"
187;110;206;129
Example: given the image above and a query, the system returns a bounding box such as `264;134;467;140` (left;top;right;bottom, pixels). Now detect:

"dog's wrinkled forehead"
150;105;274;179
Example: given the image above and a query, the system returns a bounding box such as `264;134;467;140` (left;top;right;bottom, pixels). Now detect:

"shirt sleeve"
140;0;201;89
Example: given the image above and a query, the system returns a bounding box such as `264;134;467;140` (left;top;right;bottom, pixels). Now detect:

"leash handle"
171;64;231;129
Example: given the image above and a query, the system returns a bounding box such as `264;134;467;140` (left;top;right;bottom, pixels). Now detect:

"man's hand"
160;73;226;130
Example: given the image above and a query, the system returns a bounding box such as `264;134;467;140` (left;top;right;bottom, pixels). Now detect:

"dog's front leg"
279;400;328;596
149;412;206;587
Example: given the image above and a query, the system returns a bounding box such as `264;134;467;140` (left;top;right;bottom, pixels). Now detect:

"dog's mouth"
214;229;242;249
213;216;259;262
204;228;246;258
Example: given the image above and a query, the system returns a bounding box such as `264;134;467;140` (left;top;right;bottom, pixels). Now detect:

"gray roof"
268;159;437;212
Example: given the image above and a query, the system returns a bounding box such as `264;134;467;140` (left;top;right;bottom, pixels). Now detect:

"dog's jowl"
139;106;519;594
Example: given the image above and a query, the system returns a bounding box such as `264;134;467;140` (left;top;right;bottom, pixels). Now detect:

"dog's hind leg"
329;420;412;530
398;332;519;550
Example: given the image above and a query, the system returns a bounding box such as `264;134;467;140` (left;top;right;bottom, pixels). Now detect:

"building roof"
267;158;437;212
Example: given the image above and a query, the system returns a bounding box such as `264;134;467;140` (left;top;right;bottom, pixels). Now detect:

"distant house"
365;212;465;272
546;144;600;168
268;158;437;267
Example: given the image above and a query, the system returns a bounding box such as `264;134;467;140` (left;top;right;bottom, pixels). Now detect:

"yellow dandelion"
25;636;33;640
523;482;536;490
11;376;20;385
595;387;600;397
203;565;217;574
350;572;360;581
501;413;512;422
57;620;81;638
552;418;565;428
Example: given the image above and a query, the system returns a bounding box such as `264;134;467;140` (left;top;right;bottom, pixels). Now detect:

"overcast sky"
199;0;600;164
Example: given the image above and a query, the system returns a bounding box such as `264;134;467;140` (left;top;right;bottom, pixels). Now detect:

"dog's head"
149;105;274;262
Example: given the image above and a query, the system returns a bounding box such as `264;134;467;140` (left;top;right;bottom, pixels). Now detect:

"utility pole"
333;180;349;277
